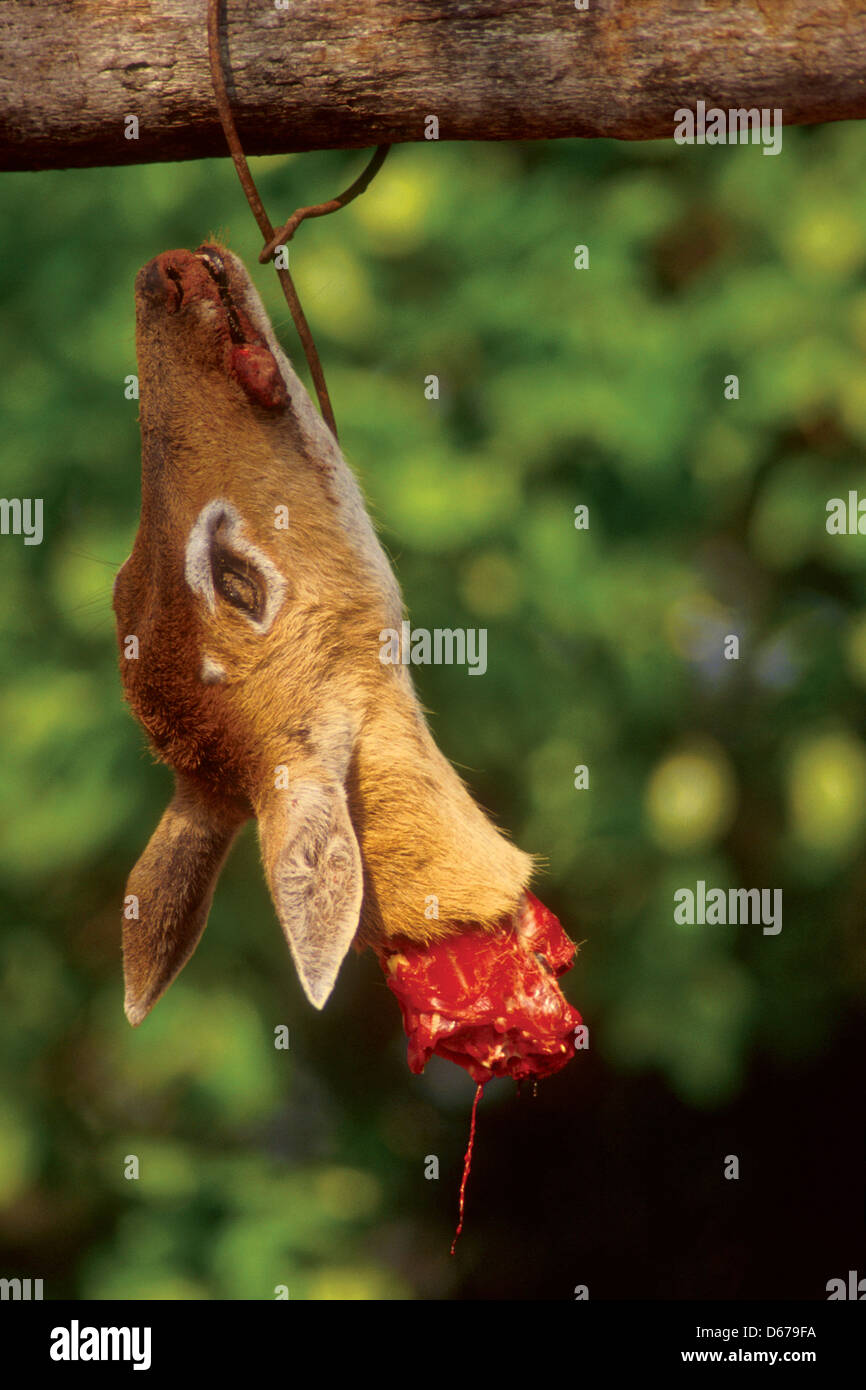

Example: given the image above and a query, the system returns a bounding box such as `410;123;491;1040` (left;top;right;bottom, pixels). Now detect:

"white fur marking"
200;655;226;684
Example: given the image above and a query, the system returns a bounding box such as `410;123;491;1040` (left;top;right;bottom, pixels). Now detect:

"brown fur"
114;244;532;1021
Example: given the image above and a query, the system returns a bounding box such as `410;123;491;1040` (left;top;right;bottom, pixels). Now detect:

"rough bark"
1;0;865;172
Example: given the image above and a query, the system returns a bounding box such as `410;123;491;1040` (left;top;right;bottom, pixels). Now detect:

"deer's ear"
123;777;247;1026
256;775;363;1010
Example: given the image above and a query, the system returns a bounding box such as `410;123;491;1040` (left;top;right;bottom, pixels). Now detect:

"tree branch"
2;0;865;172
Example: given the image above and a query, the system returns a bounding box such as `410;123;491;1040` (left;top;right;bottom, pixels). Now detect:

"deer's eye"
212;549;264;621
187;499;287;634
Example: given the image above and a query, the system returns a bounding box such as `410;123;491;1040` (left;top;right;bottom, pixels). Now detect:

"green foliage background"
1;124;865;1298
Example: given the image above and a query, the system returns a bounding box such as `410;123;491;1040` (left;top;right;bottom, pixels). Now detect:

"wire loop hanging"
206;0;390;440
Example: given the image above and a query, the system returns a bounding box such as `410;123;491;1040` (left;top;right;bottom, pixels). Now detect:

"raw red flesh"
229;343;288;411
376;892;582;1086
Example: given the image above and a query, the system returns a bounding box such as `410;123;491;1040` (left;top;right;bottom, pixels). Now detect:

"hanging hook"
206;0;390;441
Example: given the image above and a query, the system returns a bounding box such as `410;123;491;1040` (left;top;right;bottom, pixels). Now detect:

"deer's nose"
138;253;188;313
137;250;220;316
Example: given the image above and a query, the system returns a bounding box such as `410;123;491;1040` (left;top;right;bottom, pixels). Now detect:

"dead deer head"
113;243;532;1025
